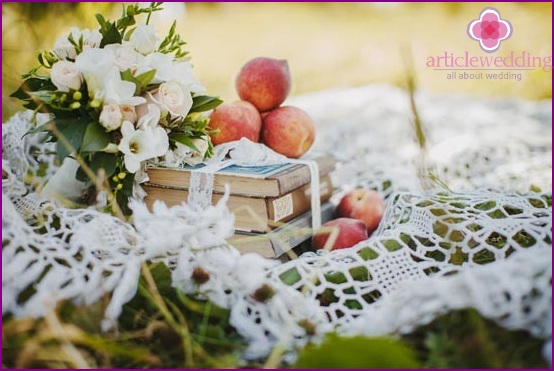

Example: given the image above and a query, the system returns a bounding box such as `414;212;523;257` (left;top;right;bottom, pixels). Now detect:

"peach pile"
209;57;315;159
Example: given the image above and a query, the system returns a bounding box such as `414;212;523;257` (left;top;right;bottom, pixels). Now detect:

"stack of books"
228;202;335;260
144;155;335;258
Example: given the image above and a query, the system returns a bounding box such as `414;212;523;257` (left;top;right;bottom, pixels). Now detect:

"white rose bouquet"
12;2;222;214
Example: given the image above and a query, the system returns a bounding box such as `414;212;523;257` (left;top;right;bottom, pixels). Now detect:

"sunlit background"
2;2;552;121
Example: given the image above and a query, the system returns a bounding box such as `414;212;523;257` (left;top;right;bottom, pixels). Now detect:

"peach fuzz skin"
312;218;369;251
261;106;315;158
235;57;291;112
208;101;262;146
337;189;385;234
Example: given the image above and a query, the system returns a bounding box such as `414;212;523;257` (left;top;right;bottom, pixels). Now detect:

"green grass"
403;308;549;368
2;263;549;368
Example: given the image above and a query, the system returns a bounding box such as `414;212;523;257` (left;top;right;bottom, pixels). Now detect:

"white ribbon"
187;138;322;231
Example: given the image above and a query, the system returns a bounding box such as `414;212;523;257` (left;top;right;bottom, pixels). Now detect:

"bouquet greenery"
11;2;222;214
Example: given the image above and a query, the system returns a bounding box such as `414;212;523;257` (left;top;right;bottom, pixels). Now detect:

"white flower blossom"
136;55;206;93
75;48;115;100
104;43;145;73
99;104;123;131
120;105;137;124
136;103;162;130
138;52;174;83
186;136;210;166
118;121;168;173
173;61;206;94
150;81;193;119
53;27;102;60
129;24;161;55
103;67;146;107
50;60;82;92
160;141;192;166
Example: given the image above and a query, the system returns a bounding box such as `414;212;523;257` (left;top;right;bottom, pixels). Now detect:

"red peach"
235;57;291;112
312;218;368;251
208;101;262;146
336;189;385;234
261;106;315;158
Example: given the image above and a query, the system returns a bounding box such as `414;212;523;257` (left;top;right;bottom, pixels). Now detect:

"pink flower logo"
467;8;512;53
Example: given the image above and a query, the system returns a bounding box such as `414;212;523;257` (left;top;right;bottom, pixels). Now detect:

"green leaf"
75;164;89;182
55;118;88;161
10;78;57;100
190;95;223;113
169;133;199;152
134;69;157;89
120;69;135;83
28;90;56;104
99;21;122;47
81;122;111;153
95;13;107;27
23;120;53;138
89;152;117;177
116;15;136;29
293;334;421;369
121;68;156;95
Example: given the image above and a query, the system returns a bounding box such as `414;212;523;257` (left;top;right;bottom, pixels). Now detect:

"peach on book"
208;101;262;146
336;189;385;234
312;218;368;251
261;106;315;158
235;57;291;112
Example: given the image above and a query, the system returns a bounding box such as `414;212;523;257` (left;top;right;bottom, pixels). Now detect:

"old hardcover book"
145;154;335;198
227;202;335;259
143;175;333;233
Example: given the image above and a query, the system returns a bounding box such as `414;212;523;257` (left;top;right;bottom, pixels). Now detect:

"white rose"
151;82;193;119
99;104;123;131
120;105;137;124
105;44;145;73
129;24;161;55
54;34;77;60
50;60;82;92
136;104;161;130
173;61;206;94
53;28;102;60
137;52;174;83
75;48;115;100
82;29;102;48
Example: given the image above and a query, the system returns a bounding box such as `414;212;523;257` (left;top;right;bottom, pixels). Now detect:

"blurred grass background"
2;2;552;121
